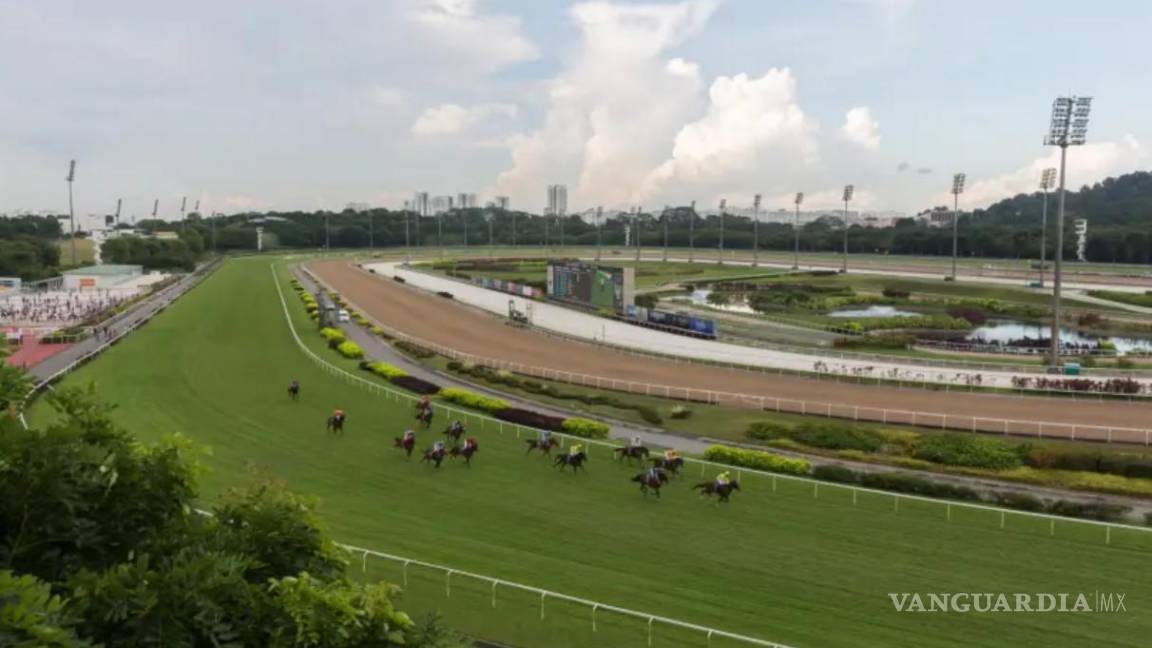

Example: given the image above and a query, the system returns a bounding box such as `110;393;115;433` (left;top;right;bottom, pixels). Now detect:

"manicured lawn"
57;237;95;266
30;255;1152;648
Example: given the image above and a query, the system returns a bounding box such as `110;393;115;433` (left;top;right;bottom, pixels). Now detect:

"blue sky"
1;0;1148;220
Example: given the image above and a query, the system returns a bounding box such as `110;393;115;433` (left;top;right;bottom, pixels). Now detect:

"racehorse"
443;421;465;443
288;382;300;401
393;435;416;458
449;442;479;466
553;452;588;473
613;445;649;464
326;413;346;436
524;437;559;456
415;405;434;430
421;446;447;468
650;456;684;476
631;470;670;497
692;480;741;502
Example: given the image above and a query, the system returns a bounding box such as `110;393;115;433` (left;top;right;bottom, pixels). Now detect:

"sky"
1;0;1150;220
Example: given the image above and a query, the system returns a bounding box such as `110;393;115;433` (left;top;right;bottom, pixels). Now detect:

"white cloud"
841;106;880;150
491;0;720;208
408;0;538;73
948;136;1149;208
641;69;816;199
411;102;517;136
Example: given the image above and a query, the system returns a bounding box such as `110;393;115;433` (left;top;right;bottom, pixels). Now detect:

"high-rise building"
430;195;454;214
495;196;510;210
546;185;567;216
413;192;430;216
456;193;478;209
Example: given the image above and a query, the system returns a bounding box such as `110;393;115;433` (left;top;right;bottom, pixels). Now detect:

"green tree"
0;570;92;648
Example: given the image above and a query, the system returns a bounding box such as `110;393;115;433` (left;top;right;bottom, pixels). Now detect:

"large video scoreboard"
546;261;634;312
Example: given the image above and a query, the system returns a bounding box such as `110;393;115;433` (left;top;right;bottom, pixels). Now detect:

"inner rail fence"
395;263;1152;403
281;264;1152;646
302;265;1152;446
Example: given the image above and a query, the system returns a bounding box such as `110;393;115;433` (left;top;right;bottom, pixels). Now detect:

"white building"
62;264;143;290
546;185;568;216
412;192;430;217
456;193;478;209
430;195;455;215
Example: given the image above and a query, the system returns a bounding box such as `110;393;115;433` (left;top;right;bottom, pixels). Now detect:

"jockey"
715;471;732;488
664;449;680;462
450;420;464;434
539;429;552;444
290;379;299;390
333;409;345;421
433;440;446;454
418;395;431;410
568;443;583;457
464;437;477;450
630;435;643;448
402;429;416;442
647;465;662;482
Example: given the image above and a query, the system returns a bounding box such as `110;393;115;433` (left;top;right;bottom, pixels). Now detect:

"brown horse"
443;421;466;443
449;442;479;466
631;470;669;497
421;447;447;468
649;456;684;476
613;445;649;464
553;452;588;473
393;435;416;458
326;413;346;436
692;480;741;502
415;405;434;430
525;437;559;456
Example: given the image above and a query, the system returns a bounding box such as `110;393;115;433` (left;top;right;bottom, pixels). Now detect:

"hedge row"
493;408;566;432
391;375;441;395
394;340;435;359
336;341;364;360
320;327;346;344
811;465;1131;522
358;361;408;380
747;421;884;452
912;433;1021;470
703;445;811;476
561;417;611;439
447;362;663;424
438;387;509;413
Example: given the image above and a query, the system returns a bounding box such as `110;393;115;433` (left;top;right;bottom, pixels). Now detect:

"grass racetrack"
29;255;1152;648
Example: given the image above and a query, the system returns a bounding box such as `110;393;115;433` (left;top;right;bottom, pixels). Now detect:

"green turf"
28;256;1152;648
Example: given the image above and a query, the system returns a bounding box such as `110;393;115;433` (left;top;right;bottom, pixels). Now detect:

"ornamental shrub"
669;405;692;419
389;375;441;395
493;408;566;431
438;387;508;413
319;327;345;344
703;445;810;476
561;417;611;439
359;361;407;380
912;433;1021;470
336;341;364;359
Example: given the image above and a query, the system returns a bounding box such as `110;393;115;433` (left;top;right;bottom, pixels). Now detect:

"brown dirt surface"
309;260;1152;444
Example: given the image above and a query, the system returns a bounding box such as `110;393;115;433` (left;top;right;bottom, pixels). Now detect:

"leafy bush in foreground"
320;327;346;344
438;387;508;413
335;341;364;359
359;361;408;380
912;433;1021;470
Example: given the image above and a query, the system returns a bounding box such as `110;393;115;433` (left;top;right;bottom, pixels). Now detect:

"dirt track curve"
309;260;1152;444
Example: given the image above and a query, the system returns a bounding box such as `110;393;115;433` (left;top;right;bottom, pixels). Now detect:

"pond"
965;321;1152;354
686;289;757;314
828;305;918;318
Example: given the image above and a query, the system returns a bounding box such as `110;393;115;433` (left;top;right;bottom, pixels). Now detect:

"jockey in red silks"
402;429;416;442
464;437;477;451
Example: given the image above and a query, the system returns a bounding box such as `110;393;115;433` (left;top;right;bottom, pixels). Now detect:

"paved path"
293;268;709;454
28;260;221;384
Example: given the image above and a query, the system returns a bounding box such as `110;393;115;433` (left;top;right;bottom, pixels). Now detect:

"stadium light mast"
662;205;670;262
793;192;804;269
152;199;158;219
1044;95;1092;365
752;193;762;267
65;160;77;265
180;196;187;234
403;200;411;263
1038;167;1057;287
633;206;641;262
688;200;696;262
595;206;603;262
841;185;854;273
114;198;122;227
718;198;726;265
950;173;966;281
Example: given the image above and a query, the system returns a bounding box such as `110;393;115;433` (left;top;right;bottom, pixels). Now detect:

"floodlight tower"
718;198;727;265
66;160;77;265
633;206;641;262
662;205;670;262
688;200;697;262
403;200;412;263
1038;167;1057;287
115;198;122;226
841;185;854;273
595;206;603;262
793;192;804;269
1044;96;1092;365
950;173;966;281
180;196;187;234
152;199;158;218
752;193;762;267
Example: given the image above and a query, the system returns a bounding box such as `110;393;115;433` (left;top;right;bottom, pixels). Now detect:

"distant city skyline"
1;1;1149;217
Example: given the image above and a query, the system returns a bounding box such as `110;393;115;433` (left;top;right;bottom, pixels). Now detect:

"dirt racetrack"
310;260;1152;444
